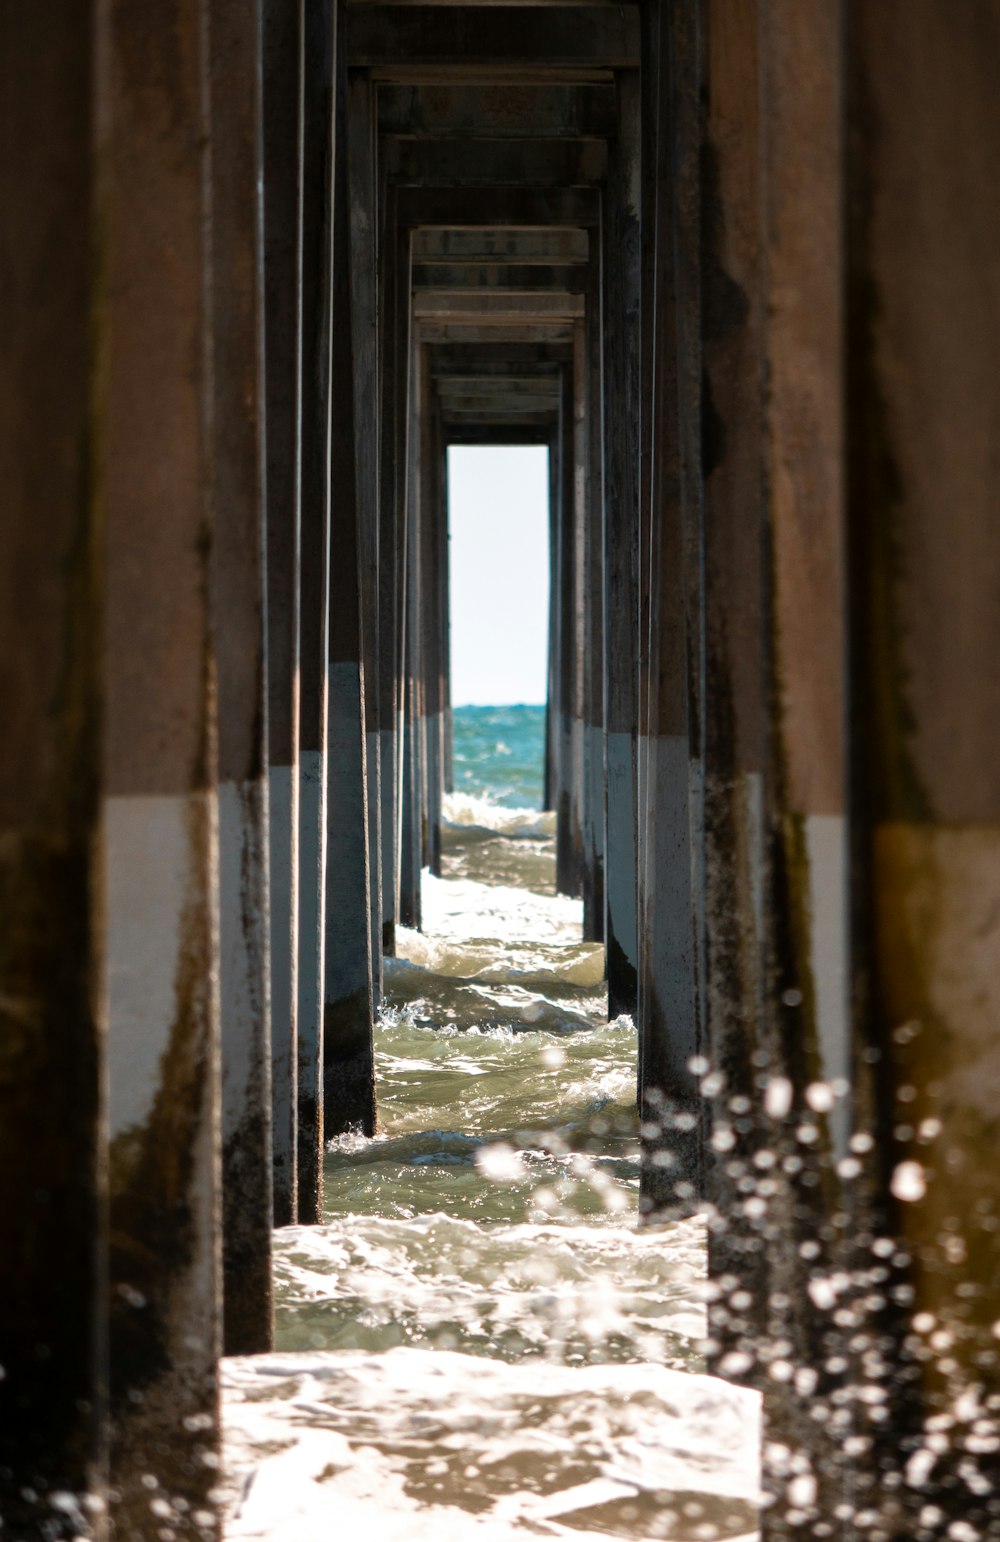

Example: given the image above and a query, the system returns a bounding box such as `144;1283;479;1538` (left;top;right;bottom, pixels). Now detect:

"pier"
3;3;1000;1538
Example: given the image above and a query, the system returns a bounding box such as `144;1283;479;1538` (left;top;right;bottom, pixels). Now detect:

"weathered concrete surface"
847;4;1000;1532
210;0;274;1355
0;7;106;1531
344;69;384;1005
758;4;850;1534
324;45;378;1140
697;0;767;1372
263;0;301;1229
602;73;641;1025
296;0;336;1226
99;0;222;1530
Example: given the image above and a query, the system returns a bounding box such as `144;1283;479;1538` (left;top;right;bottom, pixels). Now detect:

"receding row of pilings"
3;3;1000;1540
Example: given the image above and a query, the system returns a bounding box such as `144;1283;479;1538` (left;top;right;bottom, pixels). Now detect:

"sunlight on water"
221;707;761;1540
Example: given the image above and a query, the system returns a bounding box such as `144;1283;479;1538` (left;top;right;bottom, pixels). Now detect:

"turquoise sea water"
452;702;546;809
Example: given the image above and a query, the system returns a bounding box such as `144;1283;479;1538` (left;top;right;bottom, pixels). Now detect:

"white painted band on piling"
106;791;210;1141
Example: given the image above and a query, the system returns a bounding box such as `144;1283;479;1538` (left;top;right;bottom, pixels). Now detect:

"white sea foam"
443;789;556;840
222;1349;762;1541
270;1213;709;1365
392;926;605;989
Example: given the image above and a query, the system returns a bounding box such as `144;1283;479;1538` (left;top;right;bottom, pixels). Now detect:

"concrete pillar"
379;209;413;951
420;352;445;878
210;0;274;1354
345;69;383;1003
602;71;641;1021
324;53;378;1139
846;6;1000;1532
757;3;850;1531
570;320;589;899
0;10;107;1530
98;0;222;1528
263;0;302;1227
441;440;455;800
635;1;659;1032
545;438;561;816
582;258;606;944
399;337;422;930
638;3;702;1216
296;0;336;1225
555;362;578;897
695;0;771;1364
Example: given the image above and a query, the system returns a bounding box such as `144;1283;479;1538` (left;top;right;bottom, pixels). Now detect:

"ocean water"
451;701;548;811
222;706;761;1540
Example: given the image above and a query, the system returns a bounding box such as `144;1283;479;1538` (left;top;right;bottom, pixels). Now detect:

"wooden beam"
413;291;585;320
395;184;599;227
437;400;560;419
434;374;562;395
378;81;616;139
426;339;572;366
346;6;639;69
444;423;552;446
413;263;590;291
385;136;607;186
417;321;576;342
413;228;589;263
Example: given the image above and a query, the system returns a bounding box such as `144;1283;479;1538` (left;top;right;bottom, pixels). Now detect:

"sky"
447;445;550;705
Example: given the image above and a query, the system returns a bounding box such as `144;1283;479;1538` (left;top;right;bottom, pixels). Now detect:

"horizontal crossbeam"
377;82;617;139
385;137;607;187
412;263;589;292
412;229;589;264
395;185;599;227
346;6;639;69
413;291;585;321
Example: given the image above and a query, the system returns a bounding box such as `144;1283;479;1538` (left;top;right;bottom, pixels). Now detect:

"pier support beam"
602;72;641;1021
345;69;383;1003
696;0;769;1357
582;260;606;943
638;3;702;1215
296;0;335;1225
211;0;274;1354
324;55;378;1140
0;9;106;1529
848;5;1000;1531
99;0;222;1527
263;0;302;1227
756;4;850;1531
420;374;447;878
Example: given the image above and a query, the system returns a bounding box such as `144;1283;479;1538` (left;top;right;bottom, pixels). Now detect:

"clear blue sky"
448;446;550;706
